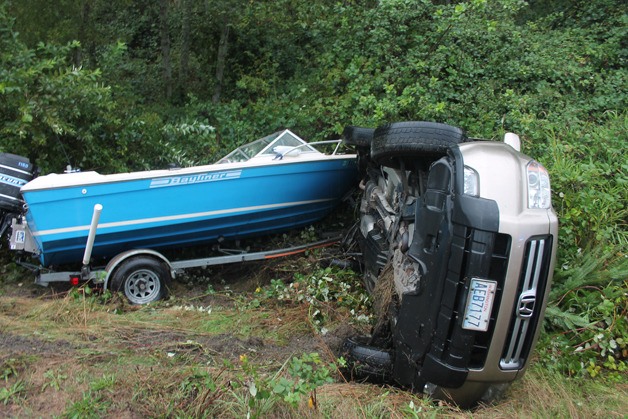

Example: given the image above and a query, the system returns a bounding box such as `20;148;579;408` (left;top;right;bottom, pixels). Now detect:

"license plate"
462;278;497;332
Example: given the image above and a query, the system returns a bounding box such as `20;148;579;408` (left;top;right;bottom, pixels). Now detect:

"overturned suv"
342;122;558;407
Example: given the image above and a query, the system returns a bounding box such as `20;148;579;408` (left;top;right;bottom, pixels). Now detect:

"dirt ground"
0;248;367;417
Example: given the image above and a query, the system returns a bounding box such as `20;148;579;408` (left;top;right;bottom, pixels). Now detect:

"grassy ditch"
0;252;626;418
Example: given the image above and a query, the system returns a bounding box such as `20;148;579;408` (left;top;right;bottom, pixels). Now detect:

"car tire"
343;126;375;148
426;381;511;408
110;256;170;304
342;336;392;381
371;121;466;169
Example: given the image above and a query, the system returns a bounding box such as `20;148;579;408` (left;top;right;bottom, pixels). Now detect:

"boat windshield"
217;130;317;163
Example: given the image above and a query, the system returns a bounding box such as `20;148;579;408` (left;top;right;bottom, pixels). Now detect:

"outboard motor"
0;153;35;237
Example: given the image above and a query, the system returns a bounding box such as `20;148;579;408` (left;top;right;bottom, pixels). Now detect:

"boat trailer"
15;204;340;303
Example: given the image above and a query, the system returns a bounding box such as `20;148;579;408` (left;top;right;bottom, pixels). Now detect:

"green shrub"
540;249;628;380
258;266;372;330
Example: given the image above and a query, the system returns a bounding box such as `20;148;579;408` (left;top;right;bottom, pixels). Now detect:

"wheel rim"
124;269;161;304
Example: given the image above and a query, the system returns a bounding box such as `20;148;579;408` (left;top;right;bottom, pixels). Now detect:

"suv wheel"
425;381;511;408
371;121;466;169
343;126;375;148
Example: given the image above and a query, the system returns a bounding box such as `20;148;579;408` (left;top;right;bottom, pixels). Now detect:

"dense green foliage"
1;0;626;379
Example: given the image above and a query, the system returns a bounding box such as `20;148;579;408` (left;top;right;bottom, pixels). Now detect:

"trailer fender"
103;249;174;291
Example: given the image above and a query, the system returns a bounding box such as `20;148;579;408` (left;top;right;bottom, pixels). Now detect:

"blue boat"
4;130;358;267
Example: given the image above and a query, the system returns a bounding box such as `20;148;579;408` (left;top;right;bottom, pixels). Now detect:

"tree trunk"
160;0;173;101
212;23;230;104
74;1;91;67
178;0;191;99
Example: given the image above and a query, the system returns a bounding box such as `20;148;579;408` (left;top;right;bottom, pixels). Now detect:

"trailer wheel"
371;121;466;169
110;256;170;304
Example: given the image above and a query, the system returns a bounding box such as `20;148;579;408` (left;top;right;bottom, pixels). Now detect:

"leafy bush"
257;266;372;331
540;113;627;262
228;352;335;417
0;8;117;172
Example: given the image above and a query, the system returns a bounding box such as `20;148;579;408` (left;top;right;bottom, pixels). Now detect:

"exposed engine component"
0;153;35;240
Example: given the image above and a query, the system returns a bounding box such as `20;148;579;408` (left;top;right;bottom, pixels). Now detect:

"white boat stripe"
0;192;20;201
32;198;333;237
0;163;31;176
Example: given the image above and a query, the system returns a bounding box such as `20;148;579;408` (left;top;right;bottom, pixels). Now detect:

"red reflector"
69;276;80;286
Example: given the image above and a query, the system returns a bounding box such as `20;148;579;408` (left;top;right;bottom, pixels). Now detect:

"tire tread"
371;121;466;168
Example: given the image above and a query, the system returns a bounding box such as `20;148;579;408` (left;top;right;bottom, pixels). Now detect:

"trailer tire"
343;126;375;148
371;121;466;169
110;256;170;304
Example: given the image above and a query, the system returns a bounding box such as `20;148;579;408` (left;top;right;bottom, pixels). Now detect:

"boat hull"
22;157;357;266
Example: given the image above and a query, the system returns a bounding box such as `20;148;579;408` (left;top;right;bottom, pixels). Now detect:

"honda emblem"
517;290;536;319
